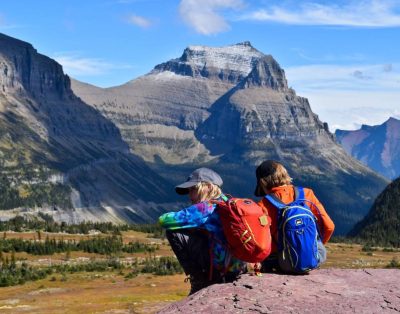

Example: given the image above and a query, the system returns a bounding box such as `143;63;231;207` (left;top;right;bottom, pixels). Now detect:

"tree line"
0;252;182;287
0;215;165;238
0;235;158;256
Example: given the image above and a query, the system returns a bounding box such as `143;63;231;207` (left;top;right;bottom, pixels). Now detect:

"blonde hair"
192;182;222;203
259;162;292;193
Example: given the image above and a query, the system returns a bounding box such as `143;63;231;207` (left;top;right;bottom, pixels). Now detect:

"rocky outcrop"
160;269;400;313
336;117;400;179
71;41;388;234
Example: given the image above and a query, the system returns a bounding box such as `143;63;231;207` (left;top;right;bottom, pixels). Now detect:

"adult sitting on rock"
254;160;335;273
159;168;247;295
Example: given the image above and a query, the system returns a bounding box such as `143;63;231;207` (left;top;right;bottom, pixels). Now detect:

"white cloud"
292;49;368;63
304;91;400;131
53;53;132;76
383;64;393;72
126;14;153;28
286;63;400;91
243;0;400;27
285;63;400;131
179;0;244;35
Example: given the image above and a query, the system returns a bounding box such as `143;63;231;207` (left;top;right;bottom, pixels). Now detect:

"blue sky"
1;0;399;131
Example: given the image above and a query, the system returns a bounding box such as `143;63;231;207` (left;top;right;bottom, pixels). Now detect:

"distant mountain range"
0;32;390;234
335;118;400;179
349;176;400;247
71;41;388;234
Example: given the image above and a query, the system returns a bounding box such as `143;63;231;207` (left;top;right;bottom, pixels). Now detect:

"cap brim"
254;182;264;197
175;181;198;195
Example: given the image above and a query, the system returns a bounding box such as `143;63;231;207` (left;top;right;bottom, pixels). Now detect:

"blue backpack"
265;186;322;273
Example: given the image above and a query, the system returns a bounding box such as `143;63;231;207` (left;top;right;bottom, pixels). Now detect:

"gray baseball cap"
175;168;223;195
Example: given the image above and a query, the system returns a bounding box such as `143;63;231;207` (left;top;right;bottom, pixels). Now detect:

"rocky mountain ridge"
336;117;400;179
72;41;388;234
0;32;177;223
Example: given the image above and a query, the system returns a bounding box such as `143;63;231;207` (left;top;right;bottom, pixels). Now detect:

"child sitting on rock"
159;168;247;294
254;160;335;273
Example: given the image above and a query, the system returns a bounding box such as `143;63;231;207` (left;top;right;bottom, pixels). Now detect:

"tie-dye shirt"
159;195;247;275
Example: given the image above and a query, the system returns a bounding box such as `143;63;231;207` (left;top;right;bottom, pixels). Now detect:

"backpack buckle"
259;215;268;226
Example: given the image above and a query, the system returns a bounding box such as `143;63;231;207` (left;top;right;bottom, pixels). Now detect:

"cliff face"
336;117;400;179
72;42;387;234
0;32;177;223
160;269;400;313
0;35;69;100
0;33;124;150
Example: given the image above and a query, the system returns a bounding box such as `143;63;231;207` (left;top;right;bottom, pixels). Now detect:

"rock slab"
159;269;400;313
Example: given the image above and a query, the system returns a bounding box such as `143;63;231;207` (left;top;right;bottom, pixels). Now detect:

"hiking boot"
185;274;209;295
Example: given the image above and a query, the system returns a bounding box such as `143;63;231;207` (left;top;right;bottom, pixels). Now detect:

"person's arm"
158;202;214;230
305;189;335;244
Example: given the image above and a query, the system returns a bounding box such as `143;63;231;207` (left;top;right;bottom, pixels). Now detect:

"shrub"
386;258;400;268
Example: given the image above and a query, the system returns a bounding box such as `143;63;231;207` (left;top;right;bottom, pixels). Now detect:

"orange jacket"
258;185;335;254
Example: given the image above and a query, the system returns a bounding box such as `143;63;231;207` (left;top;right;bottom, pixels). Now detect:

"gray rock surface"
160;269;400;313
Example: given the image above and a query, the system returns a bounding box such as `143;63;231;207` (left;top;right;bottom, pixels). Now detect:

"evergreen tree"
349;177;400;247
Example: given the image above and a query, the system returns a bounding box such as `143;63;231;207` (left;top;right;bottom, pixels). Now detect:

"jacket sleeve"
304;189;335;244
158;202;214;230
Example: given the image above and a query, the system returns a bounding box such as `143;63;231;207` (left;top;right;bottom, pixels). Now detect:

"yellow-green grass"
323;243;400;268
1;230;400;313
0;272;188;314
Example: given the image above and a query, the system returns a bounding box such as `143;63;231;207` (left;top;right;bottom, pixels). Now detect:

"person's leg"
261;253;279;273
166;229;210;294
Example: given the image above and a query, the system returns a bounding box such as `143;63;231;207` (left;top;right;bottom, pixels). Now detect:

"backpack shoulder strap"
220;193;229;202
265;193;286;210
210;194;229;204
294;186;304;201
265;185;302;208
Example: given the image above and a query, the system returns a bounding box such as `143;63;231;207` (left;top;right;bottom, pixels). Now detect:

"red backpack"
213;197;271;263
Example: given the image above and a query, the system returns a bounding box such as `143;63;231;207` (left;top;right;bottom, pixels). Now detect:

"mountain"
71;42;263;165
335;118;400;179
348;177;400;247
0;32;178;223
71;42;388;234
